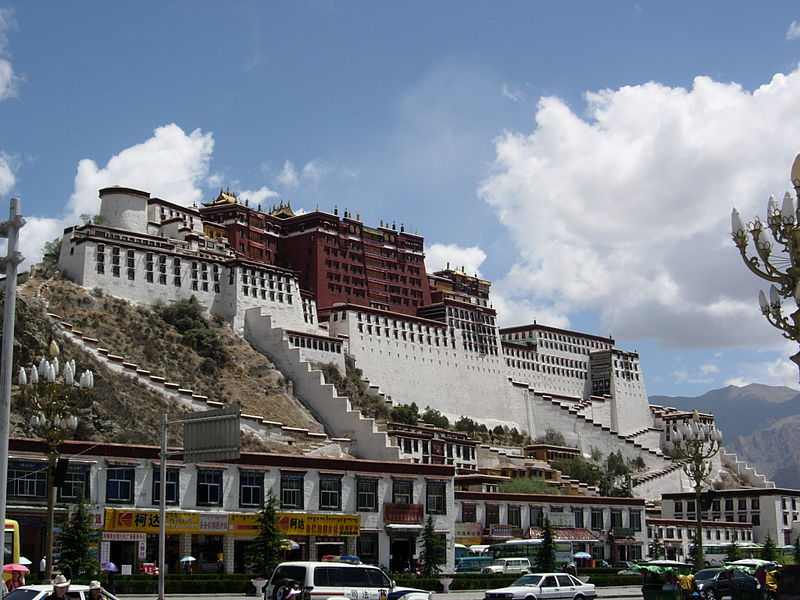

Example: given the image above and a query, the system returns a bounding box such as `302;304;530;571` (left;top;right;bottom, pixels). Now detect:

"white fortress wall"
327;307;518;427
98;187;150;233
228;264;312;333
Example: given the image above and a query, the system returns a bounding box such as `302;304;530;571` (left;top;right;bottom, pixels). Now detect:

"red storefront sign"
383;503;424;524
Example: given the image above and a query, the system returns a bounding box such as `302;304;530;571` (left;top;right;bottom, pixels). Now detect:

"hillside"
9;274;326;453
651;384;800;488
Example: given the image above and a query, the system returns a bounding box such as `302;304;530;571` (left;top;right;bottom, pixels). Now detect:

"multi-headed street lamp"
18;340;94;581
666;410;722;570
731;154;800;378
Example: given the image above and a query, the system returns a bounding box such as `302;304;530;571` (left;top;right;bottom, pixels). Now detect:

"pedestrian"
39;556;46;573
104;569;116;594
766;567;780;600
44;574;71;600
88;580;109;600
566;562;577;577
6;569;25;592
676;573;696;600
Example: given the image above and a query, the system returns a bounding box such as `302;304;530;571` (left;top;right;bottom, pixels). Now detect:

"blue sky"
2;1;800;398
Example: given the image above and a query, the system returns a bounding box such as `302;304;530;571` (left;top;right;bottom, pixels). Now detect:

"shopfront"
384;503;424;573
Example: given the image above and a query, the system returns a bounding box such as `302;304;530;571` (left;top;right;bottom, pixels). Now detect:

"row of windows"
648;525;753;542
7;465;447;514
460;503;643;531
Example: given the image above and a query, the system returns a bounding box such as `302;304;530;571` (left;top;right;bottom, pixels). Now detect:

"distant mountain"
650;384;800;488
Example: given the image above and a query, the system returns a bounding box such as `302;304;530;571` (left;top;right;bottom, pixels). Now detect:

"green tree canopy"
419;515;446;577
420;406;449;429
498;477;560;495
534;429;566;446
245;492;284;578
58;494;98;579
725;542;741;562
389;402;419;425
535;517;558;572
761;534;777;562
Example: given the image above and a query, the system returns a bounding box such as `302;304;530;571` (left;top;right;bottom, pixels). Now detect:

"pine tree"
535;517;558;572
419;515;446;577
761;534;777;562
58;494;98;578
649;532;665;560
725;542;741;562
245;491;284;578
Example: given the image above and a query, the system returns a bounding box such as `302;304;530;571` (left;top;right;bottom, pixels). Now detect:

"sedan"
485;572;597;600
4;584;121;600
693;568;758;600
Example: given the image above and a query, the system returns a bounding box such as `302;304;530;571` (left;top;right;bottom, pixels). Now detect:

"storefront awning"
526;527;599;542
385;524;424;531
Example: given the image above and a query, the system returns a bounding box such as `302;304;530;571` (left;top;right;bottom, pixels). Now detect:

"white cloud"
238;185;279;208
0;151;16;195
0;8;21;101
787;21;800;40
699;363;719;375
276;160;299;187
501;83;525;102
68;124;214;220
425;242;487;276
480;67;800;351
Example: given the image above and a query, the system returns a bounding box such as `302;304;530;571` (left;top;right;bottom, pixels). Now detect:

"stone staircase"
244;307;401;461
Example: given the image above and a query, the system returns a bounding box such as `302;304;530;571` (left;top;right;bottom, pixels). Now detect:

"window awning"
385;524;424;530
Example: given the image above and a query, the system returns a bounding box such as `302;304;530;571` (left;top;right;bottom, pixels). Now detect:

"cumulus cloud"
0;151;16;195
425;242;487;276
699;363;719;375
480;67;800;351
0;8;21;101
68;124;214;220
238;186;279;208
788;21;800;40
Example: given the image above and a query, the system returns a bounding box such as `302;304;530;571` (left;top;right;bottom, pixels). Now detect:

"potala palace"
57;186;771;502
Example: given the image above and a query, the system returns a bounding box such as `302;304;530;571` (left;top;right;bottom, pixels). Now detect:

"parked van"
481;557;532;575
267;560;398;600
455;556;494;573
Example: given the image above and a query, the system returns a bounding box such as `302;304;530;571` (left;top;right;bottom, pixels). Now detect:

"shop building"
454;491;647;563
7;438;454;575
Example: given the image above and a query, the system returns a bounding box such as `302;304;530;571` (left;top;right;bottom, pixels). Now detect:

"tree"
58;494;98;579
687;532;699;567
420;406;449;429
535;429;566;446
725;542;741;562
761;534;777;562
245;492;284;578
41;236;62;275
649;532;665;560
419;515;446;576
498;477;560;495
156;296;228;363
389;403;419;426
535;517;558;572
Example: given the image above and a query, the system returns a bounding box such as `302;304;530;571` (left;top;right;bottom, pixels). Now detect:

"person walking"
44;574;70;600
676;573;696;600
88;580;109;600
5;569;25;592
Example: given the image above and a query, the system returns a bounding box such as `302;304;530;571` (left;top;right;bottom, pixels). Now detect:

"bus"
488;539;574;566
703;544;795;567
3;519;21;583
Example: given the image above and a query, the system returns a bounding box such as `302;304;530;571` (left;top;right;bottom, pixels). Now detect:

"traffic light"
54;457;70;486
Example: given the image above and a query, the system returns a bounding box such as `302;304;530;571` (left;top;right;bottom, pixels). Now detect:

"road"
118;586;643;600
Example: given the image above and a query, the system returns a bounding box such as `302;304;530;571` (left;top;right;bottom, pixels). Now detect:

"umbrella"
2;563;30;574
179;556;197;562
101;561;118;572
280;539;300;550
18;557;32;566
573;552;592;559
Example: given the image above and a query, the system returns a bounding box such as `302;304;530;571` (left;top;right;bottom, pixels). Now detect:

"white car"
484;572;596;600
4;584;121;600
482;558;532;574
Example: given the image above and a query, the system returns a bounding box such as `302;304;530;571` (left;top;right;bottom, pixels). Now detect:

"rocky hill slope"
9;274;326;453
651;384;800;488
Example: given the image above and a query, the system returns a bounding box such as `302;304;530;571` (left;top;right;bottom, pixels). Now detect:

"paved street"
118;586;643;600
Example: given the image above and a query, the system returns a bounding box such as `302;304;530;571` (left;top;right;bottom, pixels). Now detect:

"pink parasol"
2;563;30;573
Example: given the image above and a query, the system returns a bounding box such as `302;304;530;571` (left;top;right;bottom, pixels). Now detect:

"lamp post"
731;154;800;379
666;410;722;570
18;340;94;581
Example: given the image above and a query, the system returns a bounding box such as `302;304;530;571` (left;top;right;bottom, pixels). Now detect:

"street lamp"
666;410;722;570
18;340;94;581
731;154;800;378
